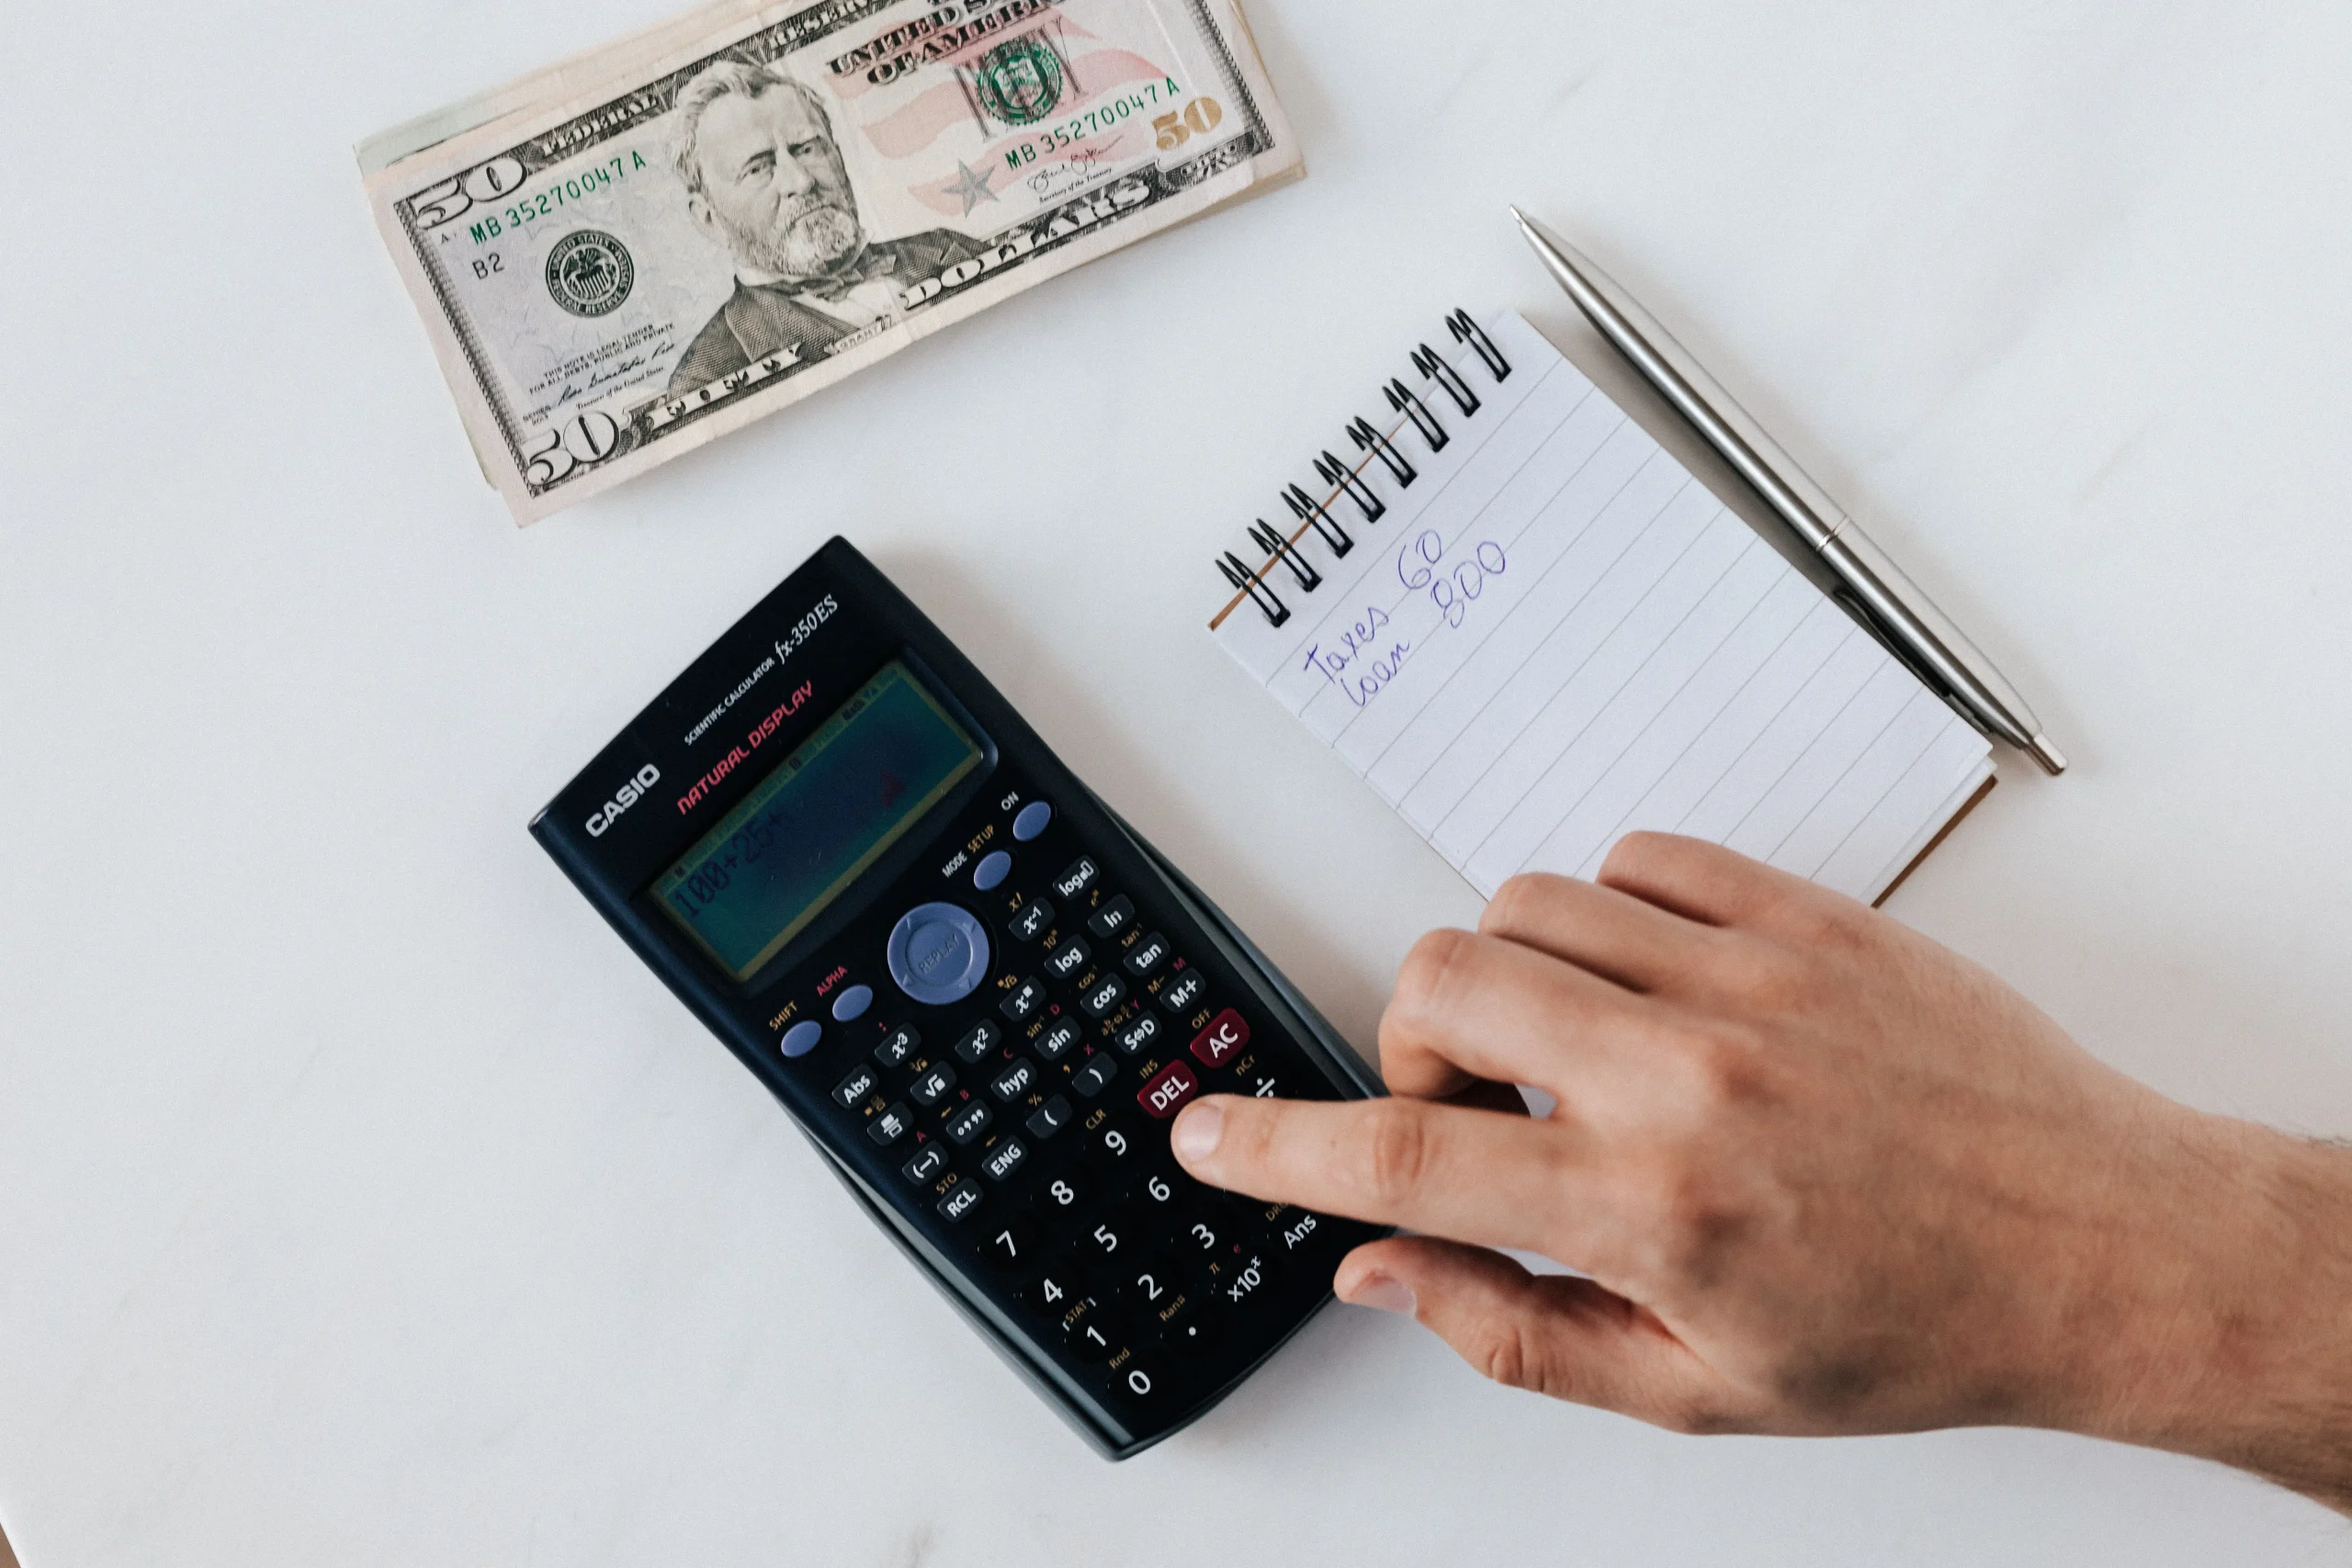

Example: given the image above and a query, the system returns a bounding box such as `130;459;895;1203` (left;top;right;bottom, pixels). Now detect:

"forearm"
2083;1121;2352;1515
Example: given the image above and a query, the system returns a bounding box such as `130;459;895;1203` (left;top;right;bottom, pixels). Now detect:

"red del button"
1138;1060;1201;1120
1190;1009;1250;1068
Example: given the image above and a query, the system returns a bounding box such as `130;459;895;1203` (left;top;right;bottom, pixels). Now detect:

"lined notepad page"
1212;312;1994;904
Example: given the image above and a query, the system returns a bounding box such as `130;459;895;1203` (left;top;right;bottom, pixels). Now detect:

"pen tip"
2025;735;2068;776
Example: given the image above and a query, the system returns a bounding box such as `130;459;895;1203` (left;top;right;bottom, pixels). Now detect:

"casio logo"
586;764;661;838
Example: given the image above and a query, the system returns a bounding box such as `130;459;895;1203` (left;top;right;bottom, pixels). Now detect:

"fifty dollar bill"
361;0;1300;523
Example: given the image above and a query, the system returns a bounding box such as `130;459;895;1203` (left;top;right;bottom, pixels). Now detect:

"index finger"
1170;1092;1609;1265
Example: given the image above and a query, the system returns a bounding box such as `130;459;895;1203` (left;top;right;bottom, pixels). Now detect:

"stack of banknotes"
360;0;1300;522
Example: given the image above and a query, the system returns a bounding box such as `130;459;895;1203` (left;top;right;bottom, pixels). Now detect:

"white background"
6;1;2352;1562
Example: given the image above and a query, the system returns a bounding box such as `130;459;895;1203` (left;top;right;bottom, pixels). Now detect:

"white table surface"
7;1;2352;1562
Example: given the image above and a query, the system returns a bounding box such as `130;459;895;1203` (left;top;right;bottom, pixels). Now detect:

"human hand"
1170;834;2352;1506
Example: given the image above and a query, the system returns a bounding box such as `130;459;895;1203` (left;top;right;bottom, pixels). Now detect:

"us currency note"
360;0;1301;523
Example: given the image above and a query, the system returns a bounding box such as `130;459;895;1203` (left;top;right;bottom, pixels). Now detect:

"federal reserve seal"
973;36;1066;127
545;230;634;318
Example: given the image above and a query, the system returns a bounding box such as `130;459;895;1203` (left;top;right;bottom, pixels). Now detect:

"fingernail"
1345;1274;1417;1318
1170;1100;1224;1164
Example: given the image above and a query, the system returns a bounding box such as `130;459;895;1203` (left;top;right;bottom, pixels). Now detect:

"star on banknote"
944;160;1001;215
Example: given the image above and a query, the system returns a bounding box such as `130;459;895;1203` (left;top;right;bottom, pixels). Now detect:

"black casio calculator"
529;538;1385;1458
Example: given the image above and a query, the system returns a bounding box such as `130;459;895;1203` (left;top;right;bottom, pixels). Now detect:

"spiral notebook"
1207;310;1996;907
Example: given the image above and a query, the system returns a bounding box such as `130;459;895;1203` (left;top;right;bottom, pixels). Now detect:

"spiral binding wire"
1283;482;1352;557
1218;550;1287;626
1248;521;1321;591
1385;378;1447;451
1212;309;1515;629
1314;450;1386;524
1412;343;1480;417
1448;309;1511;379
1346;416;1418;487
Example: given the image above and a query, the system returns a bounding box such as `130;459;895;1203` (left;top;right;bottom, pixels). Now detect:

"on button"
1012;801;1053;841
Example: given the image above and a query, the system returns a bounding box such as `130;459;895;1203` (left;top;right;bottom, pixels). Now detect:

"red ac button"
1190;1008;1250;1069
1138;1060;1201;1121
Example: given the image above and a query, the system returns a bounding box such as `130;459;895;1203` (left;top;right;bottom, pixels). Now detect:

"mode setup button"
887;903;992;1007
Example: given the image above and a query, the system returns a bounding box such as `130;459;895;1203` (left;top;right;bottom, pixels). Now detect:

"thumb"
1334;1235;1737;1431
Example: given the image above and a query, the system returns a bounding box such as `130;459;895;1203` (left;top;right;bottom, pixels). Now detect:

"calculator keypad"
789;788;1371;1431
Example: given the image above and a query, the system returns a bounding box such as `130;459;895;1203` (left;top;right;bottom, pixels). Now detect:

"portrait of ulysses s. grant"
666;60;984;395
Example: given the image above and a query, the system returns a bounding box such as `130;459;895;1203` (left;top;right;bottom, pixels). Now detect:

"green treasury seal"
545;230;635;318
973;36;1066;127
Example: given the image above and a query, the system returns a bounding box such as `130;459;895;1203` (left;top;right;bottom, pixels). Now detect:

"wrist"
2076;1113;2352;1511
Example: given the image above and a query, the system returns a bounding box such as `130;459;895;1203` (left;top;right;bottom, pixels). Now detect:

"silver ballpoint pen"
1510;208;2067;777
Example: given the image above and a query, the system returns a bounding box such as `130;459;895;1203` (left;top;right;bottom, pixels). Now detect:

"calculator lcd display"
653;661;984;980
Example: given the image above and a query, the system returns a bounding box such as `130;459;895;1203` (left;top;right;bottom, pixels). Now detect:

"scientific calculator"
530;538;1385;1458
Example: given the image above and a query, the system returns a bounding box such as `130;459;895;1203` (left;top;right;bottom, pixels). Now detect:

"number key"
1091;1121;1138;1168
1080;1208;1139;1268
1036;1168;1088;1215
1112;1354;1166;1403
1135;1168;1183;1213
982;1213;1035;1269
1023;1258;1084;1318
1063;1300;1125;1363
1119;1254;1180;1313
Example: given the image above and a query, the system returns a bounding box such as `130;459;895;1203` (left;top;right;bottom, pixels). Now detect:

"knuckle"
1655;1389;1744;1437
1358;1101;1435;1205
1464;1317;1548;1393
1601;830;1675;880
1393;927;1477;1020
1481;873;1562;938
